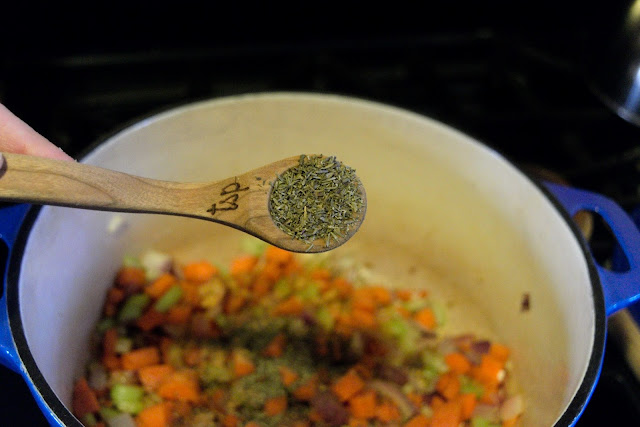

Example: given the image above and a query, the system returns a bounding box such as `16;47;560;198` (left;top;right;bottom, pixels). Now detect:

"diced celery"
115;337;133;354
431;300;447;327
241;237;268;256
96;318;115;334
110;384;145;414
122;255;142;269
460;375;484;398
99;406;120;420
166;344;184;368
404;298;429;313
154;285;183;313
82;413;97;426
299;283;320;302
471;417;501;427
382;315;409;337
381;314;418;355
117;294;150;323
274;279;292;299
316;306;335;331
422;351;448;375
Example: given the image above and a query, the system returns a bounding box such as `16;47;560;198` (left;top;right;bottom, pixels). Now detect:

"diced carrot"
490;342;511;363
332;277;353;298
232;351;255;378
136;402;172;427
444;352;471;375
145;273;177;299
190;313;222;339
102;328;117;358
222;414;240;427
102;354;121;371
349;390;377;419
414;307;436;330
179;281;200;306
245;423;261;427
376;400;401;422
348;417;369;427
272;296;304;316
136;308;166;332
157;371;201;403
263;333;287;358
260;261;282;282
106;287;125;305
183;347;203;366
292;374;319;401
264;395;288;416
430;400;462;427
331;371;365;402
283;259;301;276
335;311;354;337
211;388;228;411
407;392;424;409
138;364;175;391
480;383;500;405
279;366;299;387
183;260;218;283
396;305;412;318
311;268;332;281
230;255;259;276
435;371;460;400
224;293;247;314
72;377;100;419
403;414;430;427
352;288;376;312
395;289;413;301
103;301;117;317
308;408;324;423
121;347;161;371
351;308;377;329
265;246;294;265
473;355;504;386
369;286;392;305
166;304;193;325
173;401;192;417
251;277;272;298
502;417;519;427
115;266;146;291
459;393;477;420
430;395;445;411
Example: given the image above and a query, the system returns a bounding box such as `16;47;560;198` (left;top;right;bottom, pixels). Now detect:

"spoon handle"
0;152;226;217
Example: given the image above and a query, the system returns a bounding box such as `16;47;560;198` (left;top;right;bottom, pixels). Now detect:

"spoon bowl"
0;153;366;253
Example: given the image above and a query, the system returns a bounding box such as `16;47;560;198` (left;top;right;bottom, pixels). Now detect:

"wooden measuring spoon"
0;153;366;253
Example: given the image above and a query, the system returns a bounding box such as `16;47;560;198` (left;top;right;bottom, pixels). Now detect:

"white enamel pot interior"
7;93;604;426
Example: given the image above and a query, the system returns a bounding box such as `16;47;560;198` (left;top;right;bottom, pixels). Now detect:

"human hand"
0;103;73;162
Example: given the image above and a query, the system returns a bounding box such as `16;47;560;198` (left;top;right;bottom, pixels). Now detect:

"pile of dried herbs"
269;155;365;247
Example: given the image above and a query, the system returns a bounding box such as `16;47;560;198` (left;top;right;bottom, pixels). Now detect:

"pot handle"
0;203;30;372
543;182;640;316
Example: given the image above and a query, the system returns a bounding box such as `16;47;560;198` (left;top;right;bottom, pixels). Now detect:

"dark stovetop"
2;6;640;425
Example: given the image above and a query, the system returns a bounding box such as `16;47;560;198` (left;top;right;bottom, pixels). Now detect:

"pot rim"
4;92;608;426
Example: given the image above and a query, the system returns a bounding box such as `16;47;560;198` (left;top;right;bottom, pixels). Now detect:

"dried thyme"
269;155;364;247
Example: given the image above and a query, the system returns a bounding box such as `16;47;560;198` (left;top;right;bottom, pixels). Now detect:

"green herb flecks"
269;155;364;247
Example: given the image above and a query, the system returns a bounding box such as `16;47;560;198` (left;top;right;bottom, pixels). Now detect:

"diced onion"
141;250;172;281
106;413;136;427
499;394;524;421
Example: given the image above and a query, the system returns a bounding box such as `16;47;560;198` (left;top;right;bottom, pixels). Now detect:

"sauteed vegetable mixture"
74;242;524;427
